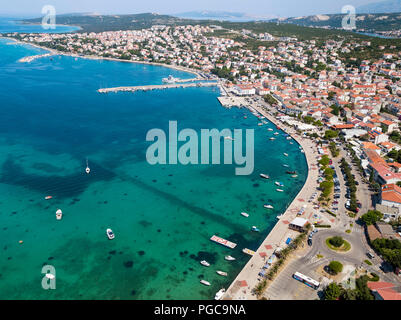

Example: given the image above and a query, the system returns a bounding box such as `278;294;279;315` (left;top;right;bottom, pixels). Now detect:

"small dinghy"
200;280;211;286
200;260;210;267
225;255;236;261
216;270;228;277
56;209;62;220
106;228;115;240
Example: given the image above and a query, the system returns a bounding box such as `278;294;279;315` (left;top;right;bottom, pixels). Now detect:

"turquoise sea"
0;33;307;299
0;17;79;34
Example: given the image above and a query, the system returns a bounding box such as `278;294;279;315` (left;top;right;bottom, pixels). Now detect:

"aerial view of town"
1;0;401;307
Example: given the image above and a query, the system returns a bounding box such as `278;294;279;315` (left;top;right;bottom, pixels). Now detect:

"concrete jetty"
18;53;54;63
97;82;218;93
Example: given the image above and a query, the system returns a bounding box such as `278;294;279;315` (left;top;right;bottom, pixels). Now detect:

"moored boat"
200;260;210;267
269;137;276;140
276;189;284;192
260;173;270;179
200;280;211;286
225;255;236;261
251;226;260;232
264;204;273;209
275;181;284;187
106;228;115;240
276;214;284;219
216;270;228;277
214;288;226;300
274;132;279;135
242;248;255;256
45;196;53;200
241;212;249;217
283;153;288;157
56;209;62;220
286;170;296;174
292;174;298;178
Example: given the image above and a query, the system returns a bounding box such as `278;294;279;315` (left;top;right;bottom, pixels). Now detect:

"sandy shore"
224;103;321;300
2;37;202;77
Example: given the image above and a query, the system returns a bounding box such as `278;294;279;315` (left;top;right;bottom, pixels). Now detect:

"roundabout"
325;236;351;253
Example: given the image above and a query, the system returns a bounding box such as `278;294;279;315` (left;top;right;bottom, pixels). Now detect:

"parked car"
367;252;375;259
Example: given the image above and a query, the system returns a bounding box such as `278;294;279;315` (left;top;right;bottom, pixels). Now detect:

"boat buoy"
19;240;23;244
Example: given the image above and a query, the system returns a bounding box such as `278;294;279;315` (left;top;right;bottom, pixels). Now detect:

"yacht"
283;153;288;157
56;209;62;220
241;212;249;217
106;228;115;240
260;173;270;179
200;260;210;267
276;189;284;192
200;280;211;286
267;128;273;131
216;270;228;277
282;164;289;167
225;255;236;261
251;226;260;232
214;288;226;300
264;204;274;209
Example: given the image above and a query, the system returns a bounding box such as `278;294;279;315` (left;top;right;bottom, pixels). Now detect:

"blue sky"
0;0;382;17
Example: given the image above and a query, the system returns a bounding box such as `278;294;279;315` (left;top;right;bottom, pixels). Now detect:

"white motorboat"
106;228;115;240
274;132;279;135
275;181;284;187
276;189;284;192
251;226;260;232
225;255;236;261
214;288;226;300
56;209;62;220
283;164;289;167
200;280;211;286
216;270;228;277
200;260;210;267
283;153;288;157
264;204;273;209
260;173;270;179
269;137;276;140
292;174;298;178
85;158;90;174
267;128;273;131
241;212;249;217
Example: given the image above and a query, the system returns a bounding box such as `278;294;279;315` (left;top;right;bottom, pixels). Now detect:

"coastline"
224;102;320;300
1;37;202;78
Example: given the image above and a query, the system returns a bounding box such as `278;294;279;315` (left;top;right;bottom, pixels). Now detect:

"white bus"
293;272;320;290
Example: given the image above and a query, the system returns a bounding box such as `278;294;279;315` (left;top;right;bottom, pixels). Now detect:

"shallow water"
0;38;307;299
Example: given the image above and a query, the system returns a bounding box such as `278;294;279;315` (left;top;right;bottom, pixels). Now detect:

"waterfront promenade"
223;101;321;300
97;82;218;93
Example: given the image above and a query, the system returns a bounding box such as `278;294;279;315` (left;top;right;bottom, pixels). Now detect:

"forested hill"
269;12;401;32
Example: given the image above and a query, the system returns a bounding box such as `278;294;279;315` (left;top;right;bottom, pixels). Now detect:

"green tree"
328;261;343;274
324;282;341;300
324;130;339;140
329;236;344;248
361;210;383;226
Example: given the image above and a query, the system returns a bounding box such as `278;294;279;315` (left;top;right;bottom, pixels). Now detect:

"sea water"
0;38;307;299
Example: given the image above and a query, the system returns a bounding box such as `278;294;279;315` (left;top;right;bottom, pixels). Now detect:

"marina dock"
97;82;218;93
210;235;237;249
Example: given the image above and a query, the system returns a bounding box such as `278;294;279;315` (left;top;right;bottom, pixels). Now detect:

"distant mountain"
269;12;401;32
357;0;401;14
174;11;275;22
